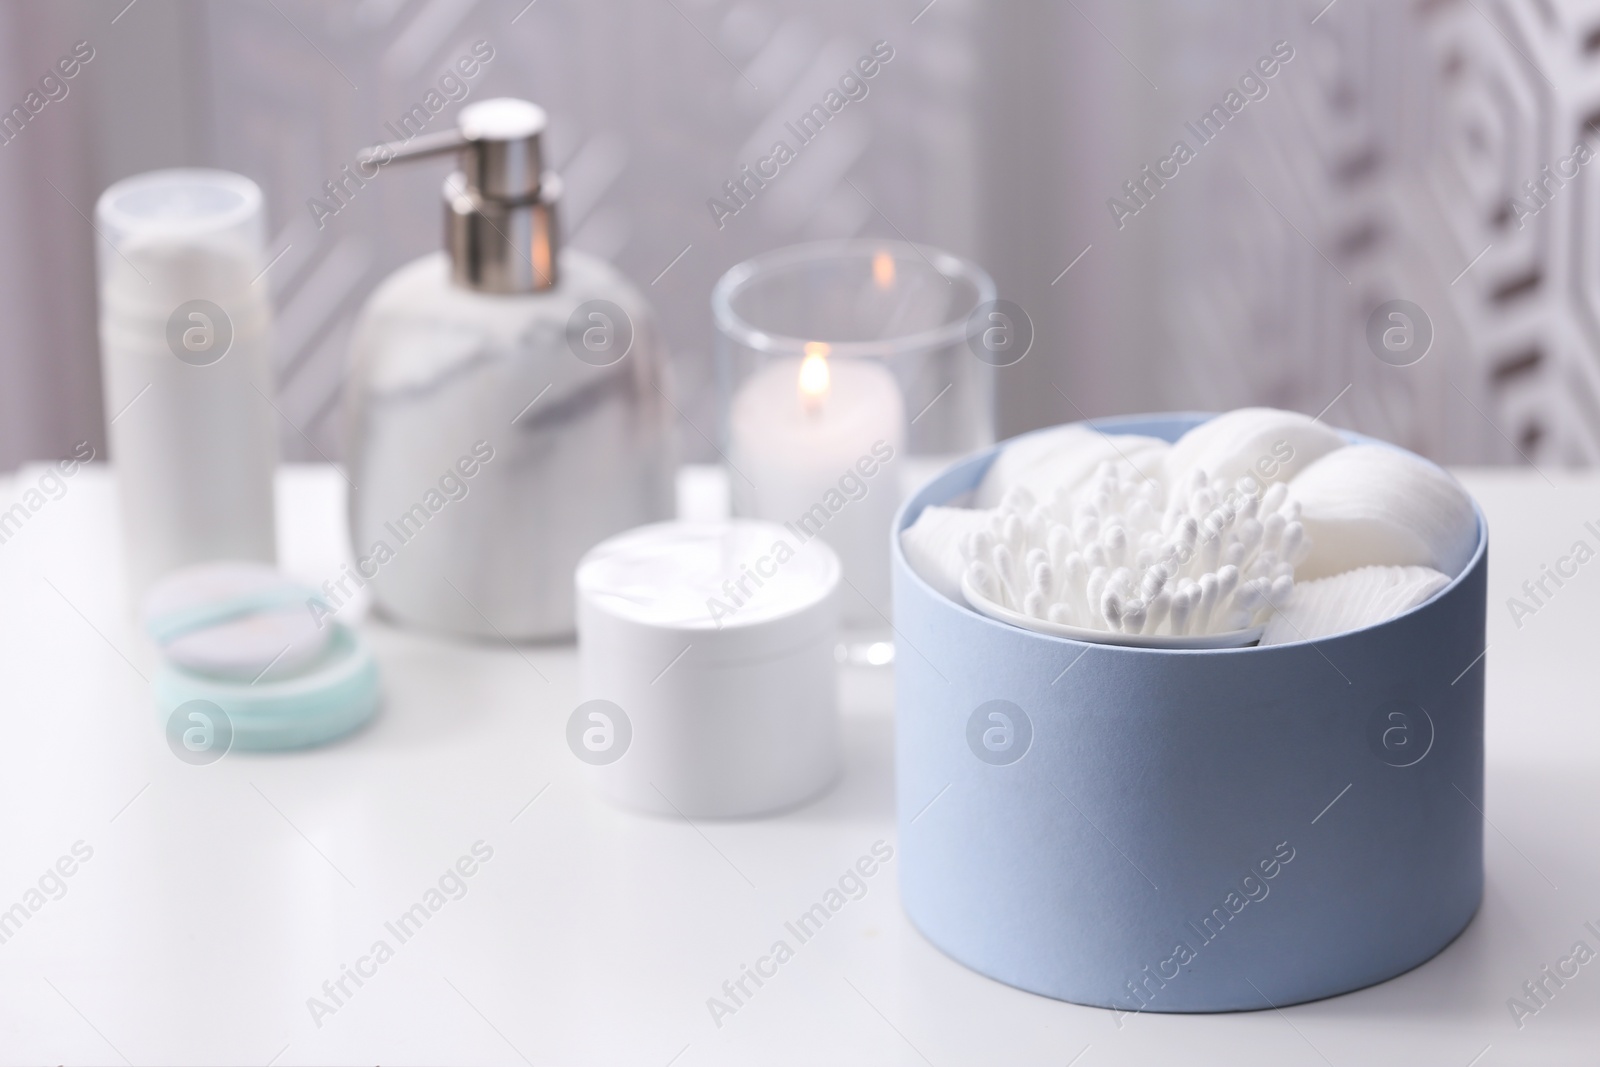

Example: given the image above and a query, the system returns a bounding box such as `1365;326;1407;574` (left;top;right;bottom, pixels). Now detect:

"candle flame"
872;250;895;289
799;342;830;413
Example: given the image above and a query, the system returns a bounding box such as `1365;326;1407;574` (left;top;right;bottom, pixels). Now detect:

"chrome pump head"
359;97;560;294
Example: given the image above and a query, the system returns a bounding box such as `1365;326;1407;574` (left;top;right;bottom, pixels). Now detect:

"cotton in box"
891;413;1487;1012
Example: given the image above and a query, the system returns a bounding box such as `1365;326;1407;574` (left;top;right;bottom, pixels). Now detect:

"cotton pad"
1261;565;1450;644
901;505;995;602
974;424;1168;509
142;562;331;681
1164;407;1344;492
1290;445;1477;580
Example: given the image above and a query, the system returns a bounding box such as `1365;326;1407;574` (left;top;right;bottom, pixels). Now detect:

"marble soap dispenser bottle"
344;98;674;640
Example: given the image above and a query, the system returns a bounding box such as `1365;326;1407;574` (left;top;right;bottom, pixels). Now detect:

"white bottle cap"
95;169;269;328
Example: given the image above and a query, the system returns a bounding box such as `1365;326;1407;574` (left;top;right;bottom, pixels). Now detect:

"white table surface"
0;463;1597;1066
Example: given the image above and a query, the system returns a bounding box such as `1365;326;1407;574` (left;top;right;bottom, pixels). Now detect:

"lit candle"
729;345;906;627
872;250;896;289
799;341;831;414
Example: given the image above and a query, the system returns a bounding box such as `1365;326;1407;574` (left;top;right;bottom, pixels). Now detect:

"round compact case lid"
575;520;840;667
141;562;380;751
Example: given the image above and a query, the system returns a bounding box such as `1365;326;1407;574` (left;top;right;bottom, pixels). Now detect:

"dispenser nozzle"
357;128;467;169
358;98;559;294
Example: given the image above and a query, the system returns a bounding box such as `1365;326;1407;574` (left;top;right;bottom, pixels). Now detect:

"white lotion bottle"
344;99;674;640
95;170;278;601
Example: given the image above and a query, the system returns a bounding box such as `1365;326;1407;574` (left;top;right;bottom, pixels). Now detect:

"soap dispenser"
344;98;674;641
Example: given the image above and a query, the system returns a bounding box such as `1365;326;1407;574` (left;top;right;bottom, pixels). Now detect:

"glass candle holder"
712;239;997;657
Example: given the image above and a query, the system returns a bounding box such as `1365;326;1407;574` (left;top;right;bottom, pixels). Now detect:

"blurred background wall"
0;0;1592;470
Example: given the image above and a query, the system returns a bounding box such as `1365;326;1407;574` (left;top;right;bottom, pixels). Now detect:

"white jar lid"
576;520;840;666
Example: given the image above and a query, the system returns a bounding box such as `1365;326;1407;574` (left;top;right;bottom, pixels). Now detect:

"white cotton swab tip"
967;560;1002;605
955;447;1310;646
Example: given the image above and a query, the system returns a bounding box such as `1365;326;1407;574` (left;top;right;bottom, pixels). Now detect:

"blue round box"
892;414;1487;1012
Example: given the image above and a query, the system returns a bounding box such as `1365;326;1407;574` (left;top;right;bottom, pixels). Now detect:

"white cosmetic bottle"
344;99;674;640
95;170;279;601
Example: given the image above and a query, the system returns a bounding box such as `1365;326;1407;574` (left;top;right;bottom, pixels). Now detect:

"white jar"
574;521;841;818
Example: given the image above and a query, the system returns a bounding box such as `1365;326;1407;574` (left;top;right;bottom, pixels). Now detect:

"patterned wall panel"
1150;0;1600;466
1154;0;1450;455
194;0;1600;468
201;0;981;460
